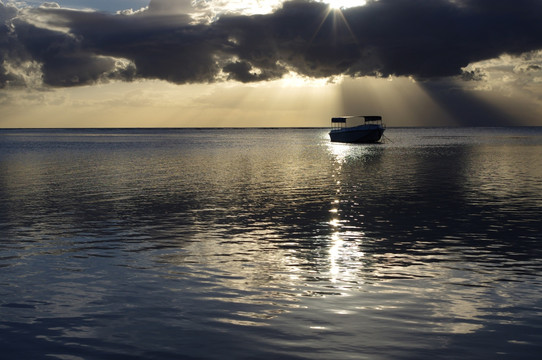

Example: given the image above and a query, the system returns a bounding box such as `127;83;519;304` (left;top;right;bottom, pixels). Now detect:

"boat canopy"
331;115;381;122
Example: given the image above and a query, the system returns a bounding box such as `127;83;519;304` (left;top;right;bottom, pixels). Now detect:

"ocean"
1;127;541;359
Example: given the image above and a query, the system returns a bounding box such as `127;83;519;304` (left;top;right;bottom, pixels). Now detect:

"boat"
329;115;385;143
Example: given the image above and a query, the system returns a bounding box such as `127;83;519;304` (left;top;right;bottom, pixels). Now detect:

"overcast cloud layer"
2;0;542;88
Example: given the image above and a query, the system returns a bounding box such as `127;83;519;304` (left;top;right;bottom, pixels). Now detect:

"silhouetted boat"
329;115;385;143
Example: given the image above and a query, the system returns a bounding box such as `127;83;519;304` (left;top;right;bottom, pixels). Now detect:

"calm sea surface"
1;127;541;359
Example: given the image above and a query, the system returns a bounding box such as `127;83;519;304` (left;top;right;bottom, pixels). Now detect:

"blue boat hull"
329;125;385;143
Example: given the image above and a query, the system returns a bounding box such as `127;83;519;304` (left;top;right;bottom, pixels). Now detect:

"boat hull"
329;125;385;143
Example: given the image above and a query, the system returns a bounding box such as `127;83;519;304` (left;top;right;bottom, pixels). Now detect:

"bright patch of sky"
327;0;365;9
6;1;366;15
462;51;542;106
6;1;149;12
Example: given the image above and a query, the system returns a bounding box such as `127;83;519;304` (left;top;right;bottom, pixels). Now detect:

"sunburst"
308;1;361;49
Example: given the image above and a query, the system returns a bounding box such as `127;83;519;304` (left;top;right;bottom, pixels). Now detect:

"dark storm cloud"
2;0;542;87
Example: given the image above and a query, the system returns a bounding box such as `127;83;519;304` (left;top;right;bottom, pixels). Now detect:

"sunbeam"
308;2;360;50
339;77;456;127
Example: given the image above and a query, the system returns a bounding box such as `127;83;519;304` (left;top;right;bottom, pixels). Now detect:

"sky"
1;0;542;127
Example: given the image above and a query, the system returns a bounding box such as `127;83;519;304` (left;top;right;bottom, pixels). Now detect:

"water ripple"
1;128;542;359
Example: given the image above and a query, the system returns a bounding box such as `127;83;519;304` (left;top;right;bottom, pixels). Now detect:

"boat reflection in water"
329;115;385;143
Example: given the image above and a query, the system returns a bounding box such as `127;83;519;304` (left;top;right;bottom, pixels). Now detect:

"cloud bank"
2;0;542;88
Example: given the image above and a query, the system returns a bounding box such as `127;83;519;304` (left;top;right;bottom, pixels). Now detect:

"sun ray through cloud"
1;0;542;127
332;6;360;46
306;3;360;54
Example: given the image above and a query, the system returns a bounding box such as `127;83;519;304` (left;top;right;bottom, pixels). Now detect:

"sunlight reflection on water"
1;128;542;359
